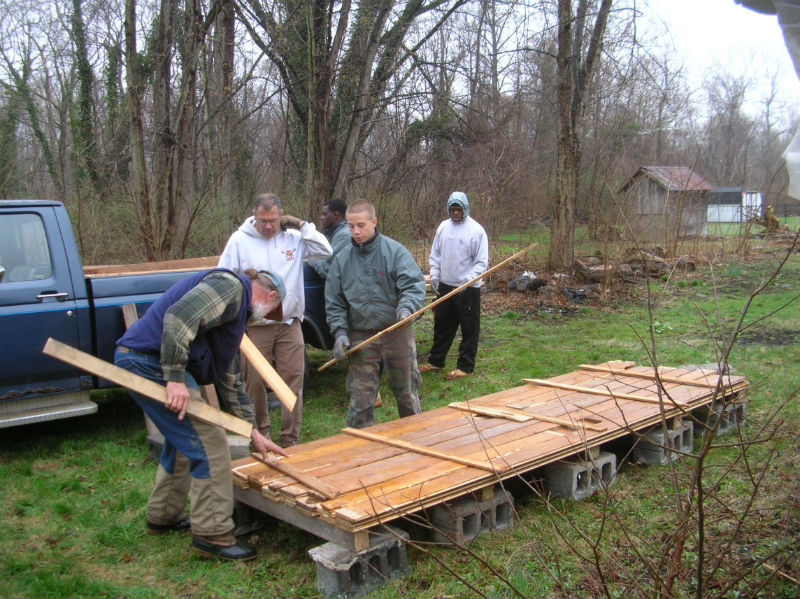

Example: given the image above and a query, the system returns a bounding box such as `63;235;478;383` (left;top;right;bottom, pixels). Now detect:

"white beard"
248;301;271;324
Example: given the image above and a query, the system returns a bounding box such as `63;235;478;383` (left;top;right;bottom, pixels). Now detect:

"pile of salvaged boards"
232;360;748;536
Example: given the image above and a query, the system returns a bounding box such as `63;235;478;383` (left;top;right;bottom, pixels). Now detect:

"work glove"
280;214;303;230
333;329;350;360
429;278;439;295
396;307;412;322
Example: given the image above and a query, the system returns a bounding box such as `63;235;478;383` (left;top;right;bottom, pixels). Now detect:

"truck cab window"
0;213;53;282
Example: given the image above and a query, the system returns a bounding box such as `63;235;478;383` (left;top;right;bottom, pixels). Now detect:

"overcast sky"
641;0;799;125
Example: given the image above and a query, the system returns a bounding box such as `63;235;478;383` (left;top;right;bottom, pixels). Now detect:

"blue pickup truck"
0;199;332;428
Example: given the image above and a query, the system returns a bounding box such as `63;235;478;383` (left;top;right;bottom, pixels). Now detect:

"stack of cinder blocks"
696;400;747;436
425;486;515;546
632;417;694;465
542;447;617;500
308;527;411;598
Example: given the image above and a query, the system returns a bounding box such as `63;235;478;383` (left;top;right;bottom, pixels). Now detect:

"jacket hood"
239;215;263;238
447;191;469;219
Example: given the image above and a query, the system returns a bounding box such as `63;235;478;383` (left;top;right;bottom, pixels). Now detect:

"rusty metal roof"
620;167;714;194
632;166;713;192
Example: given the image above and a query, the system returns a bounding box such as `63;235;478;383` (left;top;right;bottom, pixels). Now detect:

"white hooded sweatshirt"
429;191;489;288
218;217;331;324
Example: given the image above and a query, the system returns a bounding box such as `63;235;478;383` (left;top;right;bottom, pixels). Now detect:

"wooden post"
318;243;537;372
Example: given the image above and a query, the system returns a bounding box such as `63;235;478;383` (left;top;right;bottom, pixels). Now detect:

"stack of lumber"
232;361;747;534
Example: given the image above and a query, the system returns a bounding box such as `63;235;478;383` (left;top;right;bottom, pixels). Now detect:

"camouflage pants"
347;325;421;428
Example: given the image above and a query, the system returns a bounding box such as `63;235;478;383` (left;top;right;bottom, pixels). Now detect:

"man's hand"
333;331;350;360
280;214;303;229
165;381;191;420
251;428;288;460
396;307;412;321
430;278;439;294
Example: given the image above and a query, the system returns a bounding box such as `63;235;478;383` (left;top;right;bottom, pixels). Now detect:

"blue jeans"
114;347;234;536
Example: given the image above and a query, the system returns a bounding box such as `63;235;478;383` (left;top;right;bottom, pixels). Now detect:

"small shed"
706;187;762;223
619;166;714;241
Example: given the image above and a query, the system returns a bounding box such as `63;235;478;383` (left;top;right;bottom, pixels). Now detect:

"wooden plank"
83;255;221;278
521;378;687;406
250;453;340;500
578;363;746;389
448;401;608;431
42;337;253;437
239;334;297;412
341;427;506;472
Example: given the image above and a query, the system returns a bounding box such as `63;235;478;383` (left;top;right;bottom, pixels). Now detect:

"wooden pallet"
233;360;747;550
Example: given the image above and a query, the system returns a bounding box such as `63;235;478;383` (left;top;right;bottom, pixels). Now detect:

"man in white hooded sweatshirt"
219;193;331;446
419;191;489;380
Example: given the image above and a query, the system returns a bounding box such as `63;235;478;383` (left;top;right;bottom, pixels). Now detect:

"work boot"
418;363;442;373
191;532;257;562
146;515;191;536
374;391;382;408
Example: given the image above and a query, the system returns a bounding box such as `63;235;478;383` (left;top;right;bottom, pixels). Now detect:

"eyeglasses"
255;218;280;226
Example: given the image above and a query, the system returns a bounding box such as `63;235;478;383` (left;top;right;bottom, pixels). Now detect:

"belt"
117;345;160;358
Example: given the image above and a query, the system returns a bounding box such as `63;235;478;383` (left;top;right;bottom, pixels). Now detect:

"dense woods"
0;0;795;263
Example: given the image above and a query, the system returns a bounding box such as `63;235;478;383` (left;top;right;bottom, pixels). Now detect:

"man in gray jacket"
325;200;426;428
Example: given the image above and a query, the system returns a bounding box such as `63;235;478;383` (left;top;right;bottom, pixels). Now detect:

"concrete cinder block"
542;451;617;500
633;423;693;465
427;487;515;546
308;526;410;598
696;401;746;436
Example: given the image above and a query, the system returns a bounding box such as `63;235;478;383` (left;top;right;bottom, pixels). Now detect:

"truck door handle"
37;291;69;301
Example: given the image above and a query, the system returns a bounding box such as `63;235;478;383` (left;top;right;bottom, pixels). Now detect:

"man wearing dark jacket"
325;200;426;428
115;268;288;561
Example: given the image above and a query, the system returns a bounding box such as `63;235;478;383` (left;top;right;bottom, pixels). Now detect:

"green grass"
1;250;799;598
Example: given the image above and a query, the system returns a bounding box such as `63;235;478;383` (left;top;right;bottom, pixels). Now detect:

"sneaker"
418;363;442;373
444;368;470;380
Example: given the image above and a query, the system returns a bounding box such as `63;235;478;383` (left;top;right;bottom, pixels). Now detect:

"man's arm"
311;225;349;279
394;247;426;315
298;222;332;263
464;227;490;282
324;256;350;333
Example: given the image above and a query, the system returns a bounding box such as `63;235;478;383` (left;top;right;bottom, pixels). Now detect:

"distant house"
706;187;762;223
619;166;714;241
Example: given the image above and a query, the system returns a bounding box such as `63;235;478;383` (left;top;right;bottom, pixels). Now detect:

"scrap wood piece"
579;363;745;390
448;401;607;431
341;427;507;472
240;334;297;412
521;378;687;406
250;453;340;501
42;337;253;437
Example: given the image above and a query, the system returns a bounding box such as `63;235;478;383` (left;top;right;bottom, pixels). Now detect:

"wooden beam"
42;337;253;437
341;427;506;472
521;378;686;406
250;453;340;501
578;363;743;390
239;334;297;412
448;401;608;431
318;243;538;372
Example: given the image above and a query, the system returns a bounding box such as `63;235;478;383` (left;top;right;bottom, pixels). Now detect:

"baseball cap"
257;269;286;321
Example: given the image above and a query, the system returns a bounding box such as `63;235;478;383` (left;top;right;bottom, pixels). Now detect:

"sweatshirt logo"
282;249;296;261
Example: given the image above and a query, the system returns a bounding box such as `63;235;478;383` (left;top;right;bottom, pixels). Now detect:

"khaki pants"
242;319;304;446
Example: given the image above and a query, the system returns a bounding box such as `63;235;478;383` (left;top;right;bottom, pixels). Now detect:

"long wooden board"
521;378;686;406
250;453;340;500
578;363;745;389
42;337;253;437
239;334;297;411
448;401;608;431
341;427;506;472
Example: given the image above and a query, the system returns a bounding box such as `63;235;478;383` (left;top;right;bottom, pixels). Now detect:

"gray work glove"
429;278;439;295
396;307;412;322
280;214;303;230
333;329;350;360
